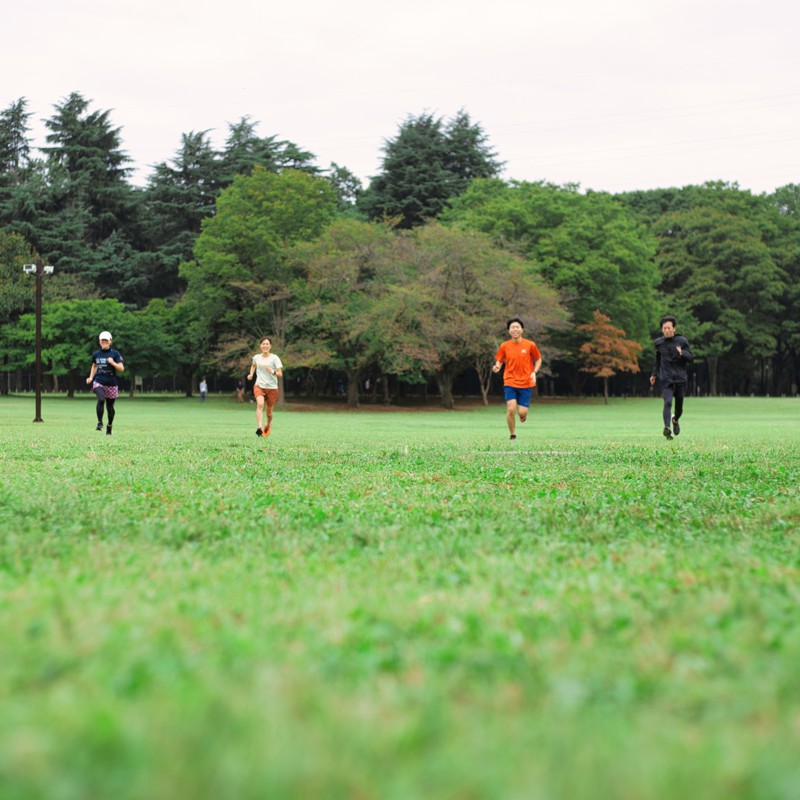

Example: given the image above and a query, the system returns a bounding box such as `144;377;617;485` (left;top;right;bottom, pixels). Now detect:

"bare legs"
506;400;528;438
265;403;274;432
256;395;265;431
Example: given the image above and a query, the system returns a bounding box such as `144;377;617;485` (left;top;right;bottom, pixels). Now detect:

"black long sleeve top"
652;335;694;385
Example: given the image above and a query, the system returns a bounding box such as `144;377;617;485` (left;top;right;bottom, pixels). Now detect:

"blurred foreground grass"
1;395;798;799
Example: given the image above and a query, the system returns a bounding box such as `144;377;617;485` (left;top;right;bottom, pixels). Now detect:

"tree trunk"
708;355;719;397
435;369;456;410
183;366;194;398
603;376;609;405
346;368;360;408
475;359;492;406
382;372;391;405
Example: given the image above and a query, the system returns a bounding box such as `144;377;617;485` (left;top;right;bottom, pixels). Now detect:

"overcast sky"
4;0;798;194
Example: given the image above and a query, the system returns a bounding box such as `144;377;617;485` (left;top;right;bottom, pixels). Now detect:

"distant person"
492;318;541;440
650;315;694;440
235;379;245;403
199;377;208;402
246;336;283;437
86;331;124;435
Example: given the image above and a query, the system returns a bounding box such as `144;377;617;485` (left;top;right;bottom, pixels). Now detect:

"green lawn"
1;394;798;799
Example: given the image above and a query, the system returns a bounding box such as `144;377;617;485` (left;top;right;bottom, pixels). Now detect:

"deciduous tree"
444;179;658;391
578;310;642;404
289;219;398;407
389;224;565;408
180;167;337;399
655;205;784;395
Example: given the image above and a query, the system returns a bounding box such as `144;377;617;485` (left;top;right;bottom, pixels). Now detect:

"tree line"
1;92;798;404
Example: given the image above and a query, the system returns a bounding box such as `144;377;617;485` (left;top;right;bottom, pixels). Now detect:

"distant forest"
2;93;798;404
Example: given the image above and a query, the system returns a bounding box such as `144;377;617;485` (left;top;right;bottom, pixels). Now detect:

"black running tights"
94;387;116;426
662;384;685;428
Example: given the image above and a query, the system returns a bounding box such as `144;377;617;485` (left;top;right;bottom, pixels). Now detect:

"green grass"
1;394;799;799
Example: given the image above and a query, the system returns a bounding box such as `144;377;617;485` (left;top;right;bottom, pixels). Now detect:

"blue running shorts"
504;386;532;407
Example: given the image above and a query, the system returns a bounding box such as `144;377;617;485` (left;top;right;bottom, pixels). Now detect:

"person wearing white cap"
86;331;125;434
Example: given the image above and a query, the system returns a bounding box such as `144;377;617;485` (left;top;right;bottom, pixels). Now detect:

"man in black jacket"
649;315;694;440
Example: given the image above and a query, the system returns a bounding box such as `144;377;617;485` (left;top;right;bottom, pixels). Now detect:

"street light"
22;258;54;423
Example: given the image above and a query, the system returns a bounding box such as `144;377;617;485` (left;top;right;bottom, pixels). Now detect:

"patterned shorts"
92;382;119;399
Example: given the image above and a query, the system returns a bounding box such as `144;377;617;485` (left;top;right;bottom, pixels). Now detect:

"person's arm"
678;339;694;363
107;354;124;373
650;349;660;386
491;344;504;374
247;360;255;382
86;362;97;384
532;355;542;381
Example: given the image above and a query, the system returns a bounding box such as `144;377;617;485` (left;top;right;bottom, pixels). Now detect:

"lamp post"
23;258;54;423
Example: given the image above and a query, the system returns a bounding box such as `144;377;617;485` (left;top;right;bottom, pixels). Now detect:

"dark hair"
659;315;677;328
506;317;524;330
259;336;271;345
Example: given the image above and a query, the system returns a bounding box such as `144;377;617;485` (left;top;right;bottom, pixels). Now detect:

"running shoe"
256;428;263;437
96;422;103;431
672;416;680;436
663;426;673;440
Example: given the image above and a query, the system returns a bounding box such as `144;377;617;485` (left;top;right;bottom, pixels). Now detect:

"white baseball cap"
98;331;112;341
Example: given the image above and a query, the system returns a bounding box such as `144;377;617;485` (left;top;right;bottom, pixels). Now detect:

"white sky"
4;0;799;194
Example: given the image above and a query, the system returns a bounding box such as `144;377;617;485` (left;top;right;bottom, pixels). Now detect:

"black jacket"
652;335;694;385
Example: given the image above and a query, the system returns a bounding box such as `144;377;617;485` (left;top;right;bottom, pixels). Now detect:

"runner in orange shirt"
492;318;542;440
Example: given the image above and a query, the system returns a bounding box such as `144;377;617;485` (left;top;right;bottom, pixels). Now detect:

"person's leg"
106;399;116;427
94;386;106;427
255;394;265;432
672;384;685;434
662;386;674;429
517;388;532;424
673;384;685;420
265;390;278;432
506;400;518;437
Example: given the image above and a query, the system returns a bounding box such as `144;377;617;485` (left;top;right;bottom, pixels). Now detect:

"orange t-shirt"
495;338;541;388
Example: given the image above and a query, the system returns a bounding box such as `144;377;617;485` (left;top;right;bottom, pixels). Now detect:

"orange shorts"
254;387;278;409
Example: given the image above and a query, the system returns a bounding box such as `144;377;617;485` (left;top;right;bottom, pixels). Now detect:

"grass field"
1;394;799;799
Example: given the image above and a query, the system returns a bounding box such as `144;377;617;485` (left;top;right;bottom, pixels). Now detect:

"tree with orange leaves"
578;310;642;404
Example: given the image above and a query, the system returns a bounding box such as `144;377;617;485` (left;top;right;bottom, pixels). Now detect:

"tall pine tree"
358;110;502;228
0;98;31;190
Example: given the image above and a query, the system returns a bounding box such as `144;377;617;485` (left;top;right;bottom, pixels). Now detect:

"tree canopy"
358;110;502;229
1;94;798;400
